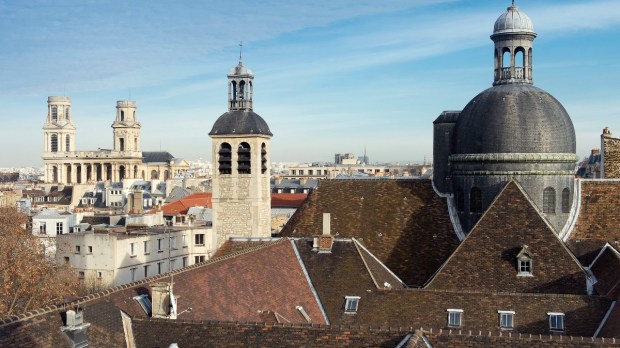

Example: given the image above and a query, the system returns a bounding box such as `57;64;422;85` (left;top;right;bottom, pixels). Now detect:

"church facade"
42;97;188;184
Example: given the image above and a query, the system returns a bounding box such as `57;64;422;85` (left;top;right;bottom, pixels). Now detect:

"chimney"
151;282;177;319
132;190;144;214
275;177;282;185
314;213;334;253
299;177;308;185
61;309;91;348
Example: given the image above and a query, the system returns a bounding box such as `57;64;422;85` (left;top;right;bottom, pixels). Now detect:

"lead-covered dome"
493;4;534;35
453;84;575;154
228;62;253;76
209;110;272;136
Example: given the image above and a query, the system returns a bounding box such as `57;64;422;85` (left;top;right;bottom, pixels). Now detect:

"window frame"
447;309;463;327
195;233;205;246
548;312;565;331
344;296;360;313
498;310;515;329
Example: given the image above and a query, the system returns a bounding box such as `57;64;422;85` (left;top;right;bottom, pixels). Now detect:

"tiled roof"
271;193;307;208
161;192;212;215
280;179;459;286
590;244;620;298
598;298;620;339
426;181;589;295
568;180;620;264
295;239;611;336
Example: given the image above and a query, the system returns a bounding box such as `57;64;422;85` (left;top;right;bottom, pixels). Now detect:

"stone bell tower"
43;96;76;155
209;54;273;247
112;100;141;153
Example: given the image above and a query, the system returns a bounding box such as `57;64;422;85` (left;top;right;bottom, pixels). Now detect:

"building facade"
42;97;188;184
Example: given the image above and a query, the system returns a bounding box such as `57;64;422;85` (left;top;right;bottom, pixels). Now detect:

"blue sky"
1;0;620;167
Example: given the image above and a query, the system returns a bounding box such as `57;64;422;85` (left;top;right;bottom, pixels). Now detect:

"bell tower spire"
227;44;254;112
491;3;537;85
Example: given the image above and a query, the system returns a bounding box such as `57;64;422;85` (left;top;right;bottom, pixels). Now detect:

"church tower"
43;96;76;155
209;55;273;247
433;3;577;234
112;100;141;153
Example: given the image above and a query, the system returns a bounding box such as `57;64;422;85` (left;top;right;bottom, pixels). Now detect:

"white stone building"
32;209;76;257
42;97;189;184
56;223;215;287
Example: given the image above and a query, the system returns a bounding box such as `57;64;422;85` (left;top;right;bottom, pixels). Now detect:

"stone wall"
603;133;620;178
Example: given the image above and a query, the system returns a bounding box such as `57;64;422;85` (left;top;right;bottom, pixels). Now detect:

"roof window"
344;296;360;313
133;294;152;316
447;309;463;327
516;245;533;276
548;312;565;332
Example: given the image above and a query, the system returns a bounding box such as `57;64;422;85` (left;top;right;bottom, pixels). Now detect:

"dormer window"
498;310;515;329
344;296;360;313
447;309;463;327
516;245;533;276
548;312;564;332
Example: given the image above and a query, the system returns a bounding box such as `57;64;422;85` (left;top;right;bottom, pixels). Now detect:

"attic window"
547;312;564;332
516;245;533;276
498;310;515;329
447;309;463;327
344;296;360;313
133;294;152;316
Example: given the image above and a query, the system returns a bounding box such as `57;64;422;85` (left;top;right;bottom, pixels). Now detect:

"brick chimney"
313;213;334;253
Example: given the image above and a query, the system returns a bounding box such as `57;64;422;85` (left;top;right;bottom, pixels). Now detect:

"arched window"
261;143;267;174
239;80;246;99
52;166;58;183
238;142;251;174
65;107;70;120
218;143;232;175
151;170;158;180
456;187;465;212
515;48;524;67
51;107;58;122
470;187;483;214
120;110;125;121
231;81;237;100
543;187;556;214
164;170;169;180
502;48;511;68
561;188;570;214
66;135;70;152
50;134;58;152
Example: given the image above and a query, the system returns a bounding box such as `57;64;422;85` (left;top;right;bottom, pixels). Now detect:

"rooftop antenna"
239;41;243;65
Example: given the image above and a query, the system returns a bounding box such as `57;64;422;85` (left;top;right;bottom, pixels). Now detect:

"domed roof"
493;4;534;35
209;110;272;136
453;84;575;154
228;62;253;76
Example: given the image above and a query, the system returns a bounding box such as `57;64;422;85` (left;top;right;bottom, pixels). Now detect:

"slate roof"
209;110;272;136
142;151;174;163
589;244;620;298
598;300;620;339
161;192;212;215
426;181;589;295
280;179;459;286
294;238;611;336
568;180;620;264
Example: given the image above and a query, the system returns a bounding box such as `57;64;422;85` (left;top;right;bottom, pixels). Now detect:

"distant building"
42;97;189;184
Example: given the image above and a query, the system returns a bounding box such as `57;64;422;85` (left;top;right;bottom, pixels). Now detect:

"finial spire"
512;0;515;6
239;41;243;65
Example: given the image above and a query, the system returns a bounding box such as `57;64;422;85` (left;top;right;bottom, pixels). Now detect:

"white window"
498;310;515;329
130;267;137;281
344;296;360;313
195;233;205;245
130;242;136;256
170;259;176;271
517;245;533;276
143;240;149;254
182;256;188;267
88;246;93;254
157;261;164;274
39;222;46;234
194;255;205;264
97;271;102;279
170;236;177;249
157;238;164;251
75;245;81;253
182;235;188;247
548;312;564;331
143;264;150;278
447;309;463;327
56;222;63;235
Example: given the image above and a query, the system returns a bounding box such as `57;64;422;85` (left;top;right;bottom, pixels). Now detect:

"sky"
1;0;620;168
